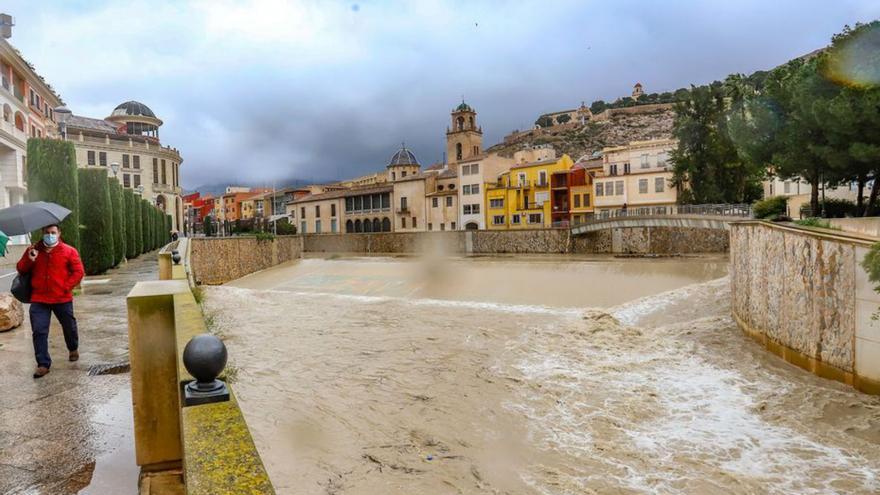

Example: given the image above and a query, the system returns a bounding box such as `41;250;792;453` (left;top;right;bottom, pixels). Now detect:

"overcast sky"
5;0;880;189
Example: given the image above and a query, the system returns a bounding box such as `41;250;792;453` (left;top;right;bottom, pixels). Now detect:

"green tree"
25;139;80;249
140;199;150;254
123;189;141;258
555;113;572;125
535;115;554;128
204;216;215;236
78;169;114;274
589;100;607;114
108;178;126;265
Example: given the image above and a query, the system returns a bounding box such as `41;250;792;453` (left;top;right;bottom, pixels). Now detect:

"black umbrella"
0;201;71;236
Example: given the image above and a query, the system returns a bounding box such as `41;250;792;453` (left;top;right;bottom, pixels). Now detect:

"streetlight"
110;161;120;177
54;105;71;140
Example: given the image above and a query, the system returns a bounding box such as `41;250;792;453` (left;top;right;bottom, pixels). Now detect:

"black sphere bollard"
171;249;181;265
182;334;230;406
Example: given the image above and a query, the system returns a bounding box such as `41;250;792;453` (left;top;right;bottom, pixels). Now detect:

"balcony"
535;180;549;188
396;206;410;214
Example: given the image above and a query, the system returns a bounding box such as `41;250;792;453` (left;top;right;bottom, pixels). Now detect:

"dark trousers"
30;302;78;369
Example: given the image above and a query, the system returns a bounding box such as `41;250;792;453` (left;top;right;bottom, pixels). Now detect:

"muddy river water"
203;254;880;494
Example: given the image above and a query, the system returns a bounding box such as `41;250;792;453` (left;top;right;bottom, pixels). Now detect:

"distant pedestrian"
16;224;85;378
171;230;179;242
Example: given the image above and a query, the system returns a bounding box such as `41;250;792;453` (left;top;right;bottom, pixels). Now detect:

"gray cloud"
5;0;880;189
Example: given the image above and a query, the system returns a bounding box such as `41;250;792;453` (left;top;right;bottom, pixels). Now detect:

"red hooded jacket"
16;240;85;304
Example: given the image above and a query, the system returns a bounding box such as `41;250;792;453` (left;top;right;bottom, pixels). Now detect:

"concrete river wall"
191;236;303;285
730;220;880;394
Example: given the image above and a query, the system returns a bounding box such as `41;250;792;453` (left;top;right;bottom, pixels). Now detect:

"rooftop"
111;100;156;119
291;184;393;204
388;145;420;168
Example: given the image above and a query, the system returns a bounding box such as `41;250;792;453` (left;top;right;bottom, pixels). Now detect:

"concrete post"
126;280;189;471
158;252;172;280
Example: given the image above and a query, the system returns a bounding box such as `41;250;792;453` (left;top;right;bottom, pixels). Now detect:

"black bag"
11;272;31;303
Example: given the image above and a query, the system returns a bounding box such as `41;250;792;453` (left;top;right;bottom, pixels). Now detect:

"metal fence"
574;203;752;225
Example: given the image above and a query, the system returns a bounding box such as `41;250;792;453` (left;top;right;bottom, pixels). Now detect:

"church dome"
111;101;156;118
455;101;473;112
388;145;419;167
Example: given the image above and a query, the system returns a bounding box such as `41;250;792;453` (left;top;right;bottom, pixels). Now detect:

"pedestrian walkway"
0;254;157;494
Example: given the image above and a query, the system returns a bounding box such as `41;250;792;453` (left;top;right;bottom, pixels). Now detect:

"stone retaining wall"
190;236;303;285
730;221;880;394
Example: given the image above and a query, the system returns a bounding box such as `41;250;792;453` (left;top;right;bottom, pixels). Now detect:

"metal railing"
577;203;752;224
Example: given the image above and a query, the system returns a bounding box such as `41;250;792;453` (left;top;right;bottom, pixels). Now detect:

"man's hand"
28;246;38;262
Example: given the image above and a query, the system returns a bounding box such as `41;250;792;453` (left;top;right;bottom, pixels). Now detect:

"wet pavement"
0;254;157;495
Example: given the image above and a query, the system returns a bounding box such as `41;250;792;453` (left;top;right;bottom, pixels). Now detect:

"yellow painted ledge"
733;312;880;395
181;389;275;495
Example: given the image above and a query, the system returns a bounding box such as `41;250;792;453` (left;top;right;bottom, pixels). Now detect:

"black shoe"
33;367;50;378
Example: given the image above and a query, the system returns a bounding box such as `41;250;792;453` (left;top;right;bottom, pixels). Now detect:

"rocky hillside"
488;107;675;160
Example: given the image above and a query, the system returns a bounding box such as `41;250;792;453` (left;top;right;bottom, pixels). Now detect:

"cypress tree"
26;138;80;249
109;178;126;265
140;199;150;254
124;189;140;259
77;169;114;274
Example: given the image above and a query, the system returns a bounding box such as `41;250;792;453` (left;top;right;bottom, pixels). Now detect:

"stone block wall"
730;221;880;394
190;236;303;285
470;229;569;254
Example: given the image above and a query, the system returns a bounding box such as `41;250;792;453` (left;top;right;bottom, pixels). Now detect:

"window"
784;181;791;194
512;214;521;225
528;213;542;224
428;223;433;231
346;197;353;212
87;151;96;166
462;184;470;195
301;207;305;218
583;193;590;206
473;145;479;156
470;183;479;195
392;172;396;180
574;195;581;208
624;163;631;175
518;173;527;186
655;177;665;193
432;197;438;208
472;163;479;174
123;154;130;168
331;204;336;217
134;175;141;188
451;222;456;229
461;164;470;175
456;143;462;160
99;152;107;167
161;159;167;184
471;204;480;214
133;155;140;169
610;164;618;176
354;196;362;211
463;204;471;215
446;196;453;207
438;184;444;191
639;179;648;194
382;193;390;209
489;198;504;208
538;171;547;186
615;181;624;196
123;173;131;188
401;217;407;228
402;170;407;177
400;197;408;210
153;158;158;183
331;219;337;233
440;223;446;231
641;154;649;169
301;221;306;233
315;220;322;234
597;183;604;196
315;205;320;216
493;215;505;225
412;217;417;228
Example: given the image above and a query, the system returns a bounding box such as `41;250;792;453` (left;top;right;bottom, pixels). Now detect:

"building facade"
426;168;458;231
446;101;482;165
64;101;185;230
485;154;574;229
0;37;62;221
593;139;676;217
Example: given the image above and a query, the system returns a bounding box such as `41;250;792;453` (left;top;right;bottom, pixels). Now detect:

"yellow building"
485;154;574;229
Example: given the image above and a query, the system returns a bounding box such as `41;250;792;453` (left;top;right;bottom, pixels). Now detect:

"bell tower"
446;100;483;165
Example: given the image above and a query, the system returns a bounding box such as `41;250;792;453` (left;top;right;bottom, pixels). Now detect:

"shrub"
794;217;840;229
204;216;215;236
821;198;857;218
752;195;788;219
861;243;880;297
108;178;126;265
255;231;275;242
77;169;115;274
26;138;80;249
124;189;141;258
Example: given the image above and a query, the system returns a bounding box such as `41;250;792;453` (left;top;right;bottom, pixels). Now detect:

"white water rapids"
202;256;880;494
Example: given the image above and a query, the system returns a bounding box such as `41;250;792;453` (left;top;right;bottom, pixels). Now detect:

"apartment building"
593;139;677;217
485;153;575;229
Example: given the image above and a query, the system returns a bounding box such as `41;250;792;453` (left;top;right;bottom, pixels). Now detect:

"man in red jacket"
16;224;85;378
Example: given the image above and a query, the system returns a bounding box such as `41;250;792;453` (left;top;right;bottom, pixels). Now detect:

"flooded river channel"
203;255;880;495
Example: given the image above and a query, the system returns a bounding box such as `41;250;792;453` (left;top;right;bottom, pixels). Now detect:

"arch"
156;194;167;212
14;111;24;131
456;116;464;131
372;218;381;232
354;219;362;233
346;220;354;233
469;116;474;128
363;218;373;233
382;217;391;232
465;222;479;230
456;142;462;161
